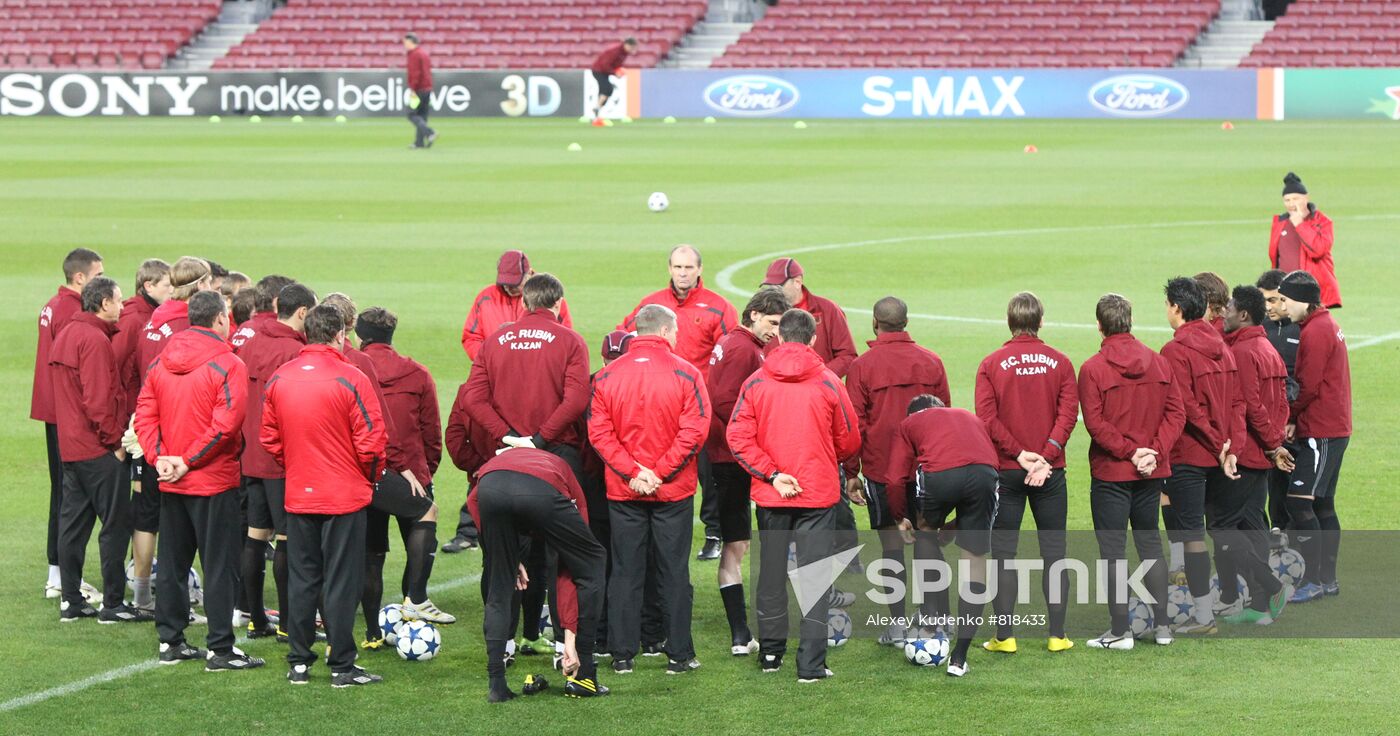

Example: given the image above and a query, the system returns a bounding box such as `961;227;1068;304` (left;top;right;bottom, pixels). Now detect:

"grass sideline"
2;117;1398;734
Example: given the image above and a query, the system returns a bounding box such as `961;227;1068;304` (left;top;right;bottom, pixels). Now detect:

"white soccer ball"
903;635;949;667
1209;573;1250;607
538;603;553;638
647;191;669;212
503;638;517;668
187;567;203;607
826;608;852;647
378;603;407;645
1166;584;1195;627
396;620;442;661
1126;596;1155;639
1270;547;1305;588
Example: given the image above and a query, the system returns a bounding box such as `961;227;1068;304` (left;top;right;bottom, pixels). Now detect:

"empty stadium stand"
712;0;1220;69
216;0;705;70
0;0;221;70
1241;0;1400;67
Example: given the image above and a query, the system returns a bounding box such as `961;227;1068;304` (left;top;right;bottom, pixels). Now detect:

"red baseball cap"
496;250;531;287
761;257;803;286
600;330;634;361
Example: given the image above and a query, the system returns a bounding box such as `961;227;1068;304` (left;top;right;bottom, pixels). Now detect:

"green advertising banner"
1284;68;1400;120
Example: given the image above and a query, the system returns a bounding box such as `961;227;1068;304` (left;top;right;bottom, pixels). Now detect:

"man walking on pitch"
590;37;637;123
589;305;710;676
976;292;1078;653
1269;172;1339;308
1276;272;1350;603
262;304;387;687
403;33;436;149
727;309;860;683
135;291;264;669
1079;294;1183;650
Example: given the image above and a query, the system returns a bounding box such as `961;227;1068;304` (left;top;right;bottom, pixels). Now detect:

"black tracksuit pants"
45;423;64;567
608;497;695;662
157;488;241;653
58;452;130;609
1090;477;1169;634
755;504;837;680
286;510;365;673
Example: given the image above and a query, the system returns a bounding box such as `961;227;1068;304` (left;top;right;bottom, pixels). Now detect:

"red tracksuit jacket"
445;381;496;480
467;448;589;632
1224;325;1289;470
762;288;858;378
705;327;766;464
726;342;860;509
618;279;739;377
465;309;591;449
363;343;442;486
587;335;710;502
1161;319;1242;468
974;334;1079;471
1292;307;1351;439
134;327;247;495
112;293;156;423
591;42;630;74
343;342;409;474
1078;333;1186;483
1269;207;1340;308
460;285;574;362
842;331;949;485
237;320;306;479
261;344;386;515
407;45;432;92
137;299;191;390
229;310;275;351
885;406;999;520
50;312;123;462
30;286;82;424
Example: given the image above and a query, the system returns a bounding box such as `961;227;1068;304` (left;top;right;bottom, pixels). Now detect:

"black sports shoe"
760;654;782;673
640;640;667;657
564;676;610;698
206;647;266;672
611;658;634;674
1325;581;1341;596
59;600;98;622
331;666;383;688
159;641;206;665
441;536;478;553
99;603;155;625
247;622;279;639
666;657;701;675
287;663;310;685
697;538;722;561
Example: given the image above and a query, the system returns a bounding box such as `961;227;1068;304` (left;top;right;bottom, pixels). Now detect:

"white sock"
1194;590;1215;624
1169;542;1184;571
133;577;153;607
48;564;61;586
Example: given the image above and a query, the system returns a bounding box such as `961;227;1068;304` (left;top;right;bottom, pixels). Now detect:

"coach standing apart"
589;305;710;676
33;248;104;599
727;309;860;683
51;277;138;622
976;292;1079;654
263;305;387;687
619;245;738;560
403;33;436;149
1269;172;1339;308
589;36;637;123
135;291;264;669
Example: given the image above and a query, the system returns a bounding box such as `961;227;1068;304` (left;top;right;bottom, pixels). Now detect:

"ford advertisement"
642;69;1256;120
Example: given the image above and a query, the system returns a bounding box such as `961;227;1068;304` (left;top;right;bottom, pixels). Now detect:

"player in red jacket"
229;273;292;350
113;259;171;422
726;309;860;683
1270;172;1340;308
1078;294;1184;650
403;33;436;148
460;250;575;362
1217;286;1292;624
589;37;636;122
589;304;710;675
1160;277;1244;634
50;277;134;622
1195;272;1230;336
761;258;857;377
468;448;609;701
1276;271;1351;603
134;291;264;670
841;296;948;644
262;305;388;688
705;288;788;655
886;395;998;678
33;248;104;600
236;282;314;640
975;292;1078;654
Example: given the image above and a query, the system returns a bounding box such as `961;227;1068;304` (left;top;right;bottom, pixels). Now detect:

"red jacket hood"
1170;319;1224;361
159;327;232;375
1100;333;1155;379
762;342;826;383
122;294;156;319
1223;324;1266;348
362;342;417;385
150;299;188;331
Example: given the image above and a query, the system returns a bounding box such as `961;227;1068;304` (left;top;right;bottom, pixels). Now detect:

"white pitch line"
1;571;483;713
714;215;1400;349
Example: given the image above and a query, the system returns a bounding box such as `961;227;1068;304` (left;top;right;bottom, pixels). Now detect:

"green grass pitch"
1;116;1398;734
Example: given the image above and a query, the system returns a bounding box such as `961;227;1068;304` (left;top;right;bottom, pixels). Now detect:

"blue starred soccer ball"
903;635;949;667
827;608;852;647
396;620;441;661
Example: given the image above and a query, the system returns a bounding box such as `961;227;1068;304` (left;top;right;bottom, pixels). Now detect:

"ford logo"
1088;75;1189;117
703;75;799;117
